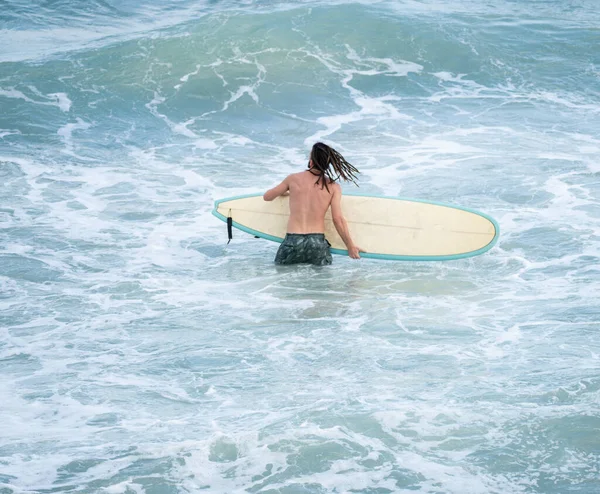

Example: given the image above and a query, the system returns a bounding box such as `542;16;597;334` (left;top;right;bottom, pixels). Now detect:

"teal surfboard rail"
212;193;500;261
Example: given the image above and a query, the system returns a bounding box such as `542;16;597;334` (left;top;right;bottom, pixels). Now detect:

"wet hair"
309;142;359;191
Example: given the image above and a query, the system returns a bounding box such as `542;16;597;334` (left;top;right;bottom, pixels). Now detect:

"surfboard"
212;193;499;261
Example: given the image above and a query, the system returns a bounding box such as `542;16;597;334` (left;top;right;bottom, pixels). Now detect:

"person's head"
308;142;359;191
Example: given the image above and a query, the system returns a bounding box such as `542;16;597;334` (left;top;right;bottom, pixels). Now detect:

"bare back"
286;171;336;234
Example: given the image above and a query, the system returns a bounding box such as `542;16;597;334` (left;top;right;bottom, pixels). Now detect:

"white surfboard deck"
212;193;499;261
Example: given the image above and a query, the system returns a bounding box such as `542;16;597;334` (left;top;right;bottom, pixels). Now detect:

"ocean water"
1;0;599;492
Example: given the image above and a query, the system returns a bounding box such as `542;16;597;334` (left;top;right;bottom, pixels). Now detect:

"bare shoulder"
330;182;342;194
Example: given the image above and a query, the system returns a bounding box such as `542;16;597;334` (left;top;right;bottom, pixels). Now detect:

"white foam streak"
304;46;419;144
0;129;21;138
0;87;71;112
57;118;92;155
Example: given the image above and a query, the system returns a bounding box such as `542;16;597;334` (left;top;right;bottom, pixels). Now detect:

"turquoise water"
1;1;599;492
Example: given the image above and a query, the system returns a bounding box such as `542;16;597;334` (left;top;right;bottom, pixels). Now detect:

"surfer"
263;142;363;265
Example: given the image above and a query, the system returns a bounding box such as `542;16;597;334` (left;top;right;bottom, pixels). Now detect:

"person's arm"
263;176;290;201
331;184;363;259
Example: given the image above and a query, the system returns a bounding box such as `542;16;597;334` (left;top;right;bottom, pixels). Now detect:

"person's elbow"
263;192;273;201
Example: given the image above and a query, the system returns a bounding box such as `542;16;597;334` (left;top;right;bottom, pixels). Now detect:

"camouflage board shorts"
274;233;333;266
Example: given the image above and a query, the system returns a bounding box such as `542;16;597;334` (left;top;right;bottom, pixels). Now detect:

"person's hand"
348;245;364;259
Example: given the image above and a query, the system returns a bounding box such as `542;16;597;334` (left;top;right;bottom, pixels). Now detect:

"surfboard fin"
227;211;233;244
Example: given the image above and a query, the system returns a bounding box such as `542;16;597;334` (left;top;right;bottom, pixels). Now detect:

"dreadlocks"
309;142;360;192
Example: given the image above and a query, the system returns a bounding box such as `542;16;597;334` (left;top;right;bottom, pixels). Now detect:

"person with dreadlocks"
263;142;363;265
